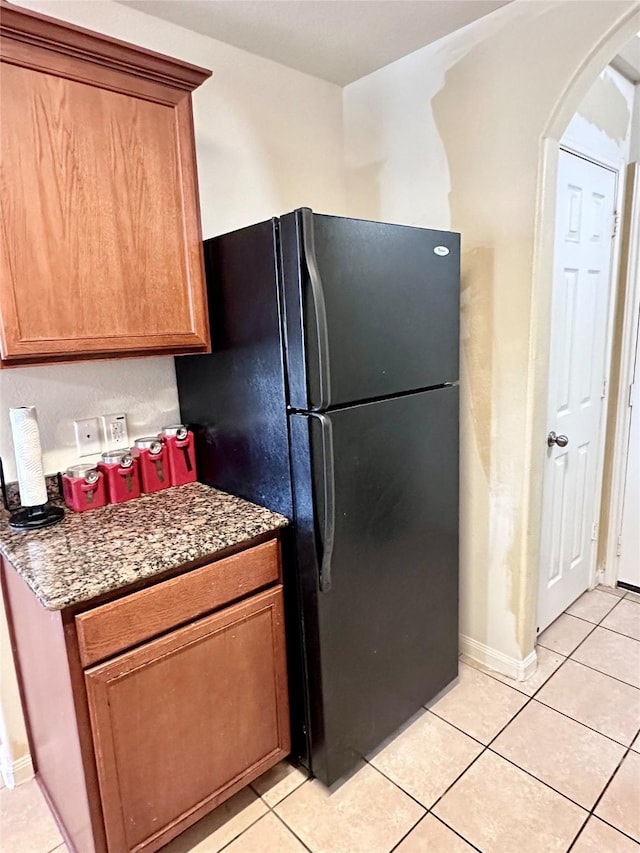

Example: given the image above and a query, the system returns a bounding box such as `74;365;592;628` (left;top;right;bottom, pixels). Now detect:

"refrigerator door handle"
300;208;332;411
309;412;335;592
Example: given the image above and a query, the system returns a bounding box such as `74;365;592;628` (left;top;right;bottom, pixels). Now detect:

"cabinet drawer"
75;539;280;667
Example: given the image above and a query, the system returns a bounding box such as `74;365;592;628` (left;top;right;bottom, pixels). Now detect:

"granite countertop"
0;482;288;611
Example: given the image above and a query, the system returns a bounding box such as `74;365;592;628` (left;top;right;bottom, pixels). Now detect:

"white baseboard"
1;751;34;789
460;634;537;683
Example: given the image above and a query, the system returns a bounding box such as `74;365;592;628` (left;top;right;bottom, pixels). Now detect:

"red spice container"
132;436;170;494
98;450;140;504
160;425;197;486
62;463;107;512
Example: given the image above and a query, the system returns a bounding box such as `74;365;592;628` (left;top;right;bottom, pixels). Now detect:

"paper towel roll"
9;406;47;507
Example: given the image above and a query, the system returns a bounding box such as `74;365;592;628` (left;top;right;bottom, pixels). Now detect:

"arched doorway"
526;9;640;655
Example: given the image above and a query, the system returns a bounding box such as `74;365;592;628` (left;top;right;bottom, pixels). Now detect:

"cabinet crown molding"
0;1;212;90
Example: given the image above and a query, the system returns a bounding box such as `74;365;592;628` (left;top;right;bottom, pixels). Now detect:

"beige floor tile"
394;814;475;852
572;816;640;853
602;599;640;642
492;700;626;808
566;589;620;623
275;762;424;853
537;613;595;656
597;585;628;598
595;751;640;842
572;627;640;688
250;761;308;807
536;659;640;745
0;779;63;853
369;711;483;807
462;646;565;696
223;813;307;853
433;751;586;853
631;733;640;753
625;591;640;604
428;662;527;744
160;787;267;852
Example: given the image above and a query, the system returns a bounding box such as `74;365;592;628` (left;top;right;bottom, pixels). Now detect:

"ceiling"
116;0;512;86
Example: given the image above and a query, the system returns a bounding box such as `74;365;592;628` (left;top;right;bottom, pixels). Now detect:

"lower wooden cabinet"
2;536;290;853
86;588;289;852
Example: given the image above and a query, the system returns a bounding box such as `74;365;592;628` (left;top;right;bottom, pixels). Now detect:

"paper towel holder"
0;455;64;530
9;503;64;530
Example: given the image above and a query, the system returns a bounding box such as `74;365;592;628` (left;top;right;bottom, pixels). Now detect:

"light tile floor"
2;585;639;853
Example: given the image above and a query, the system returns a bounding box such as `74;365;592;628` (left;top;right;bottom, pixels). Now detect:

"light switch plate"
74;417;102;457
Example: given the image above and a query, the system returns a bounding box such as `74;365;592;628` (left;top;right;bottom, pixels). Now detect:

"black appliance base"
9;504;64;530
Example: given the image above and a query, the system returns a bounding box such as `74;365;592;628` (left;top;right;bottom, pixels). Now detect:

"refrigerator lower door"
289;385;459;786
280;209;460;412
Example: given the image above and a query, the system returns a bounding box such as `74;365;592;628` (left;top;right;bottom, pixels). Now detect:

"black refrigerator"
175;208;459;786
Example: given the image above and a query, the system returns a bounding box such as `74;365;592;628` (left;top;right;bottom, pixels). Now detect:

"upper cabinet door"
0;5;211;364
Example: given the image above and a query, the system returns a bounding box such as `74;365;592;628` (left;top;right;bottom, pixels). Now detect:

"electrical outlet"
101;413;129;450
74;417;102;457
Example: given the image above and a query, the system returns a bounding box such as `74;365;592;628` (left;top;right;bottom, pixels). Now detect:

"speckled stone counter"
0;482;288;610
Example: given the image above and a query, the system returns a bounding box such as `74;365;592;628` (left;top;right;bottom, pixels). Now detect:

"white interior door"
538;149;617;632
618;310;640;588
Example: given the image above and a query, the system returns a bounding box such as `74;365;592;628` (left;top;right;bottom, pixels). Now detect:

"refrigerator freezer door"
289;385;459;785
280;210;460;411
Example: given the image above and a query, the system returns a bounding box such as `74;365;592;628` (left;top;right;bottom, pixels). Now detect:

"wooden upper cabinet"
0;4;212;364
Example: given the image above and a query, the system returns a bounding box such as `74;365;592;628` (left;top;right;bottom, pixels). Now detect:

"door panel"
281;210;460;410
538;151;616;631
289;386;459;784
547;452;568;585
0;57;209;361
85;588;289;852
570;443;589;567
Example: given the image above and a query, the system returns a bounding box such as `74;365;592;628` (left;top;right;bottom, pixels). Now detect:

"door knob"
547;431;569;448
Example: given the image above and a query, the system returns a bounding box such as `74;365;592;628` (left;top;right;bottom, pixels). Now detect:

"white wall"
1;0;346;784
562;65;636;165
631;82;640;160
344;0;640;674
0;358;181;481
